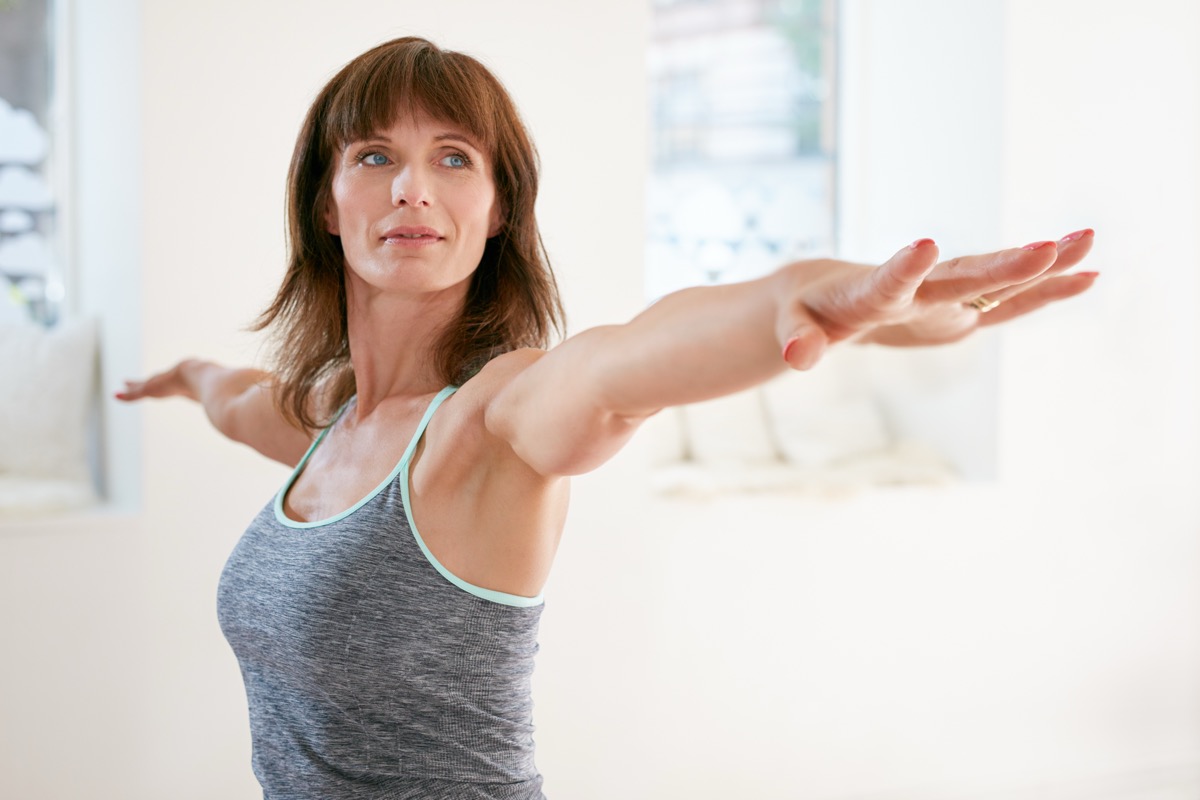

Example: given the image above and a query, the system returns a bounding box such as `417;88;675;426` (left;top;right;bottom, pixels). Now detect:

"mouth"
381;226;442;246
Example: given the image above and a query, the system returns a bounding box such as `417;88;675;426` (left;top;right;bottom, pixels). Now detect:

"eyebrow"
433;132;483;150
353;131;483;151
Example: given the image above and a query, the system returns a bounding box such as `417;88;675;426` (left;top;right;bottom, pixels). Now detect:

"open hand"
778;229;1098;368
114;359;201;402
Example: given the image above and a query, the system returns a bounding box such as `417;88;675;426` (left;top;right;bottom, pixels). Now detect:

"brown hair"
254;36;565;430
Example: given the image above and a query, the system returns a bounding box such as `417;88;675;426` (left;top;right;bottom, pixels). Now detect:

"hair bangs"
323;42;498;159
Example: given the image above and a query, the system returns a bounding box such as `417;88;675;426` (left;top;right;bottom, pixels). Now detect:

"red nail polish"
1060;228;1093;243
909;238;935;250
782;336;800;362
1077;271;1100;278
1022;240;1055;251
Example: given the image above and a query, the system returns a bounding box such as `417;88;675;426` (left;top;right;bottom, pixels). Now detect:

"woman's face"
325;111;501;300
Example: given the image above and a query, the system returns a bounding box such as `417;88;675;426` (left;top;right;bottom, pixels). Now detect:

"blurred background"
0;0;1197;798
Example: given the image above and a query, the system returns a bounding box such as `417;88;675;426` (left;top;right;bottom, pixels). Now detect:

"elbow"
209;403;248;445
207;386;264;447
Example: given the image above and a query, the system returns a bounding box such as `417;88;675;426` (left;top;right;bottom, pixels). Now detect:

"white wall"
0;1;1196;799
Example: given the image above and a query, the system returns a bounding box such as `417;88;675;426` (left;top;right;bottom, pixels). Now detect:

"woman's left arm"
486;231;1097;477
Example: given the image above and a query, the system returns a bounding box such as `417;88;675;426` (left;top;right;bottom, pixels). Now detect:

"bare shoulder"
443;348;549;429
412;348;546;456
435;342;648;478
473;337;652;478
468;348;549;394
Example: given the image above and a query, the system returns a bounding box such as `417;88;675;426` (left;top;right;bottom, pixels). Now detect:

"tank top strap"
398;385;459;468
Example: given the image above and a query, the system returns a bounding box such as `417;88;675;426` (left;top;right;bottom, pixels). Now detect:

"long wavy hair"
254;37;564;430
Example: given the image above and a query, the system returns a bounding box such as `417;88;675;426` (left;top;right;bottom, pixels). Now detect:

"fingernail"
782;336;800;363
1077;271;1100;278
1022;240;1055;250
1060;228;1093;243
909;238;935;250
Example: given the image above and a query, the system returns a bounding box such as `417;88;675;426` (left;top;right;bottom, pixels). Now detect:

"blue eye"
441;153;468;168
359;152;389;166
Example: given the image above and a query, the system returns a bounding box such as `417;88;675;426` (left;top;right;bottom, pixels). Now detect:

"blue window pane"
0;0;59;325
647;0;836;299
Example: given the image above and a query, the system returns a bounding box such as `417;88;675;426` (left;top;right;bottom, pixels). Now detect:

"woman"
117;36;1096;800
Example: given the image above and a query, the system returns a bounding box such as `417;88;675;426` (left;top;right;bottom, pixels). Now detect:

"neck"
344;275;468;418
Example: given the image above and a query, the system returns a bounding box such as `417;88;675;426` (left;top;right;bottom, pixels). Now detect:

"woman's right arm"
485;233;1096;478
116;359;313;466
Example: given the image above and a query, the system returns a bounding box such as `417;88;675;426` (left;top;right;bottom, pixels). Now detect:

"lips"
381;225;442;244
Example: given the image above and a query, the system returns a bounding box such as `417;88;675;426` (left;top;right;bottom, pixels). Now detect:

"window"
645;0;944;493
646;0;837;301
0;0;62;325
643;0;993;493
0;0;102;515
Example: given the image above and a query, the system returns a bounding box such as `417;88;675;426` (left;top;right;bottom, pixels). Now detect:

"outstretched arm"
486;231;1097;477
116;359;313;466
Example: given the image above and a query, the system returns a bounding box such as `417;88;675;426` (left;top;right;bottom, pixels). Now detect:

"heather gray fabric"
216;387;546;799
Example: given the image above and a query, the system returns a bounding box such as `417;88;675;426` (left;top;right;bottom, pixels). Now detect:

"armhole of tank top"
399;387;545;609
273;397;354;526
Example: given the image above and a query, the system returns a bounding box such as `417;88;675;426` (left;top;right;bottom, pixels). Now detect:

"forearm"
490;235;1094;477
486;263;818;477
120;358;311;464
586;263;812;417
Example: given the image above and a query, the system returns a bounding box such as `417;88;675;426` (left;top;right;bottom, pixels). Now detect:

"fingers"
777;296;830;370
1049;228;1094;269
114;379;149;402
113;362;190;401
781;324;829;370
984;228;1094;304
912;228;1096;308
870;238;941;305
976;271;1099;326
915;240;1062;304
799;239;940;339
778;229;1094;363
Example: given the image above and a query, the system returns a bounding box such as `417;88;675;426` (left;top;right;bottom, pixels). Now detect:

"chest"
276;391;566;600
283;422;411;524
215;506;542;700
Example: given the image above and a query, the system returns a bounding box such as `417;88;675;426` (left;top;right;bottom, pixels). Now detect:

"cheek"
327;169;376;227
475;185;502;237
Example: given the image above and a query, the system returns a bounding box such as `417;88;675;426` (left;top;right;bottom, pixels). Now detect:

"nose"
391;165;430;207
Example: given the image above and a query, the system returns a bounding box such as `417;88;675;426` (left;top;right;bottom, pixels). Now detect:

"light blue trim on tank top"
399;452;544;609
272;386;543;608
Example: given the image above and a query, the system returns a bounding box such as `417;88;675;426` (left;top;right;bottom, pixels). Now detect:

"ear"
323;193;340;236
487;200;504;238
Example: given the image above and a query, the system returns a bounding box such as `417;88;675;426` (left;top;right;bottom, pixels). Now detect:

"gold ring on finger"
967;295;1000;313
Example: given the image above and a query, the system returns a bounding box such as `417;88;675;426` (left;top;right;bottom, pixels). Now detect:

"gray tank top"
216;386;546;799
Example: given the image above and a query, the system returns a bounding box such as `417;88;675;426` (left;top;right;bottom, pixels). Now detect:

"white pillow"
0;318;97;490
678;388;780;465
0;475;97;516
759;351;893;468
